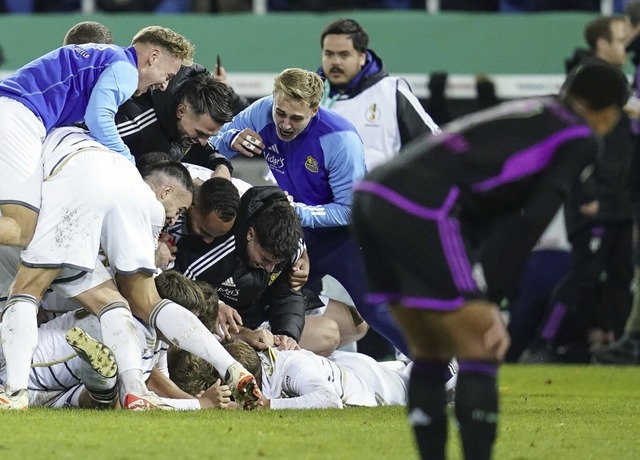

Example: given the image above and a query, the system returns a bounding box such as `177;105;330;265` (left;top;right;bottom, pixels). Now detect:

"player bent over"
351;60;629;460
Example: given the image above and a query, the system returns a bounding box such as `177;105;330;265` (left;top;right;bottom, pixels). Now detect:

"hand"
231;129;264;157
289;251;309;291
238;328;275;350
284;190;297;208
215;302;243;340
212;164;232;180
483;307;510;361
274;334;300;351
213;63;229;86
155;234;177;271
580;200;599;217
197;379;232;409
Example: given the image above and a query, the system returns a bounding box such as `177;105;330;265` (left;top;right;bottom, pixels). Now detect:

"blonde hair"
131;25;194;66
273;68;324;109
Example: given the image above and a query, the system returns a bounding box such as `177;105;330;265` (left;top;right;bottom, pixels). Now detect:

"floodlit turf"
0;365;638;459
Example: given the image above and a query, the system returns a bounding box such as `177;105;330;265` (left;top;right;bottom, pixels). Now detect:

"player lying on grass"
0;126;261;410
0;271;234;410
168;339;457;410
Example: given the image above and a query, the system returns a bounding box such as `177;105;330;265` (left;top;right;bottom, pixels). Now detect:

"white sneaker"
225;362;263;410
65;327;117;379
0;388;28;410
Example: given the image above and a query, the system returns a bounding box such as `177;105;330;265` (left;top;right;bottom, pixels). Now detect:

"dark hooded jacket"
115;63;245;172
173;186;306;340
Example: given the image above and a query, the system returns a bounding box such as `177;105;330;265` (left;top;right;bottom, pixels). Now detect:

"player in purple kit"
0;25;193;249
351;60;629;460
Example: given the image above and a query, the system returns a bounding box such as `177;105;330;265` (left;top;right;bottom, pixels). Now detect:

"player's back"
0;44;135;132
365;97;599;216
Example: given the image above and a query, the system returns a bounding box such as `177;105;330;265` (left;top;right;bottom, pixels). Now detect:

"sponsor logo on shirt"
264;149;285;172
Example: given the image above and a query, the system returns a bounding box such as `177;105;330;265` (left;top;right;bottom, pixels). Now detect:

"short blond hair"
273;68;324;109
132;25;194;66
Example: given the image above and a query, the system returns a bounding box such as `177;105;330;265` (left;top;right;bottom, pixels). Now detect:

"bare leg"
322;298;368;348
0;204;37;247
298;316;340;356
391;300;508;460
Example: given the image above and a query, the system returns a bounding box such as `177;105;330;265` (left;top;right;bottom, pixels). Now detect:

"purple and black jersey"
353;97;600;309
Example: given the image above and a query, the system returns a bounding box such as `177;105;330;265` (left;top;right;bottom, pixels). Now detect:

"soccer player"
0;25;193;249
0;127;261;410
210;67;409;355
1;271;233;411
350;60;629;460
169;339;449;410
61;20;239;175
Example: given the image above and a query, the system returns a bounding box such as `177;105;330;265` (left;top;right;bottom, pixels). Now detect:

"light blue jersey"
211;96;366;228
0;44;138;160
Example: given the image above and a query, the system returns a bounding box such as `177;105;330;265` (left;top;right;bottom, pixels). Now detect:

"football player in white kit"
0;127;262;410
170;339;457;410
0;272;233;411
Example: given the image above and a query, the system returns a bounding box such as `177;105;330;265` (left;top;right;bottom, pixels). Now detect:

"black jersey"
172;186;306;340
358;96;600;302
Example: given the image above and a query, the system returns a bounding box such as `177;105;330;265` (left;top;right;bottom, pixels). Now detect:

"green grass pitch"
0;365;638;459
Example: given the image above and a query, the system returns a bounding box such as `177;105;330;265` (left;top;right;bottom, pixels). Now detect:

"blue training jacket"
211;96;366;229
0;44;138;160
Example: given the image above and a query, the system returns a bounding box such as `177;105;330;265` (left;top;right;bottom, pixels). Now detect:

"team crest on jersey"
365;103;380;123
304;156;319;173
268;270;282;286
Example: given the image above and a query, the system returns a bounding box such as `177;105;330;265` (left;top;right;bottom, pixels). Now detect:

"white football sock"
97;302;146;396
1;295;39;392
150;299;235;375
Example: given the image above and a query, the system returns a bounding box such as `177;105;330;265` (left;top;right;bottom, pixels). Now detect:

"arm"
295;130;366;228
264;271;306;342
266;357;343;410
209;97;271;158
396;78;441;145
147;367;232;410
84;60;137;161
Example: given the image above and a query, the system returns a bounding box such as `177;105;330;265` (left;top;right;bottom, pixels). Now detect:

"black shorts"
352;181;482;311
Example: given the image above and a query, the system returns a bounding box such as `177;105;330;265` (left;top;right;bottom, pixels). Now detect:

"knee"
303;317;341;357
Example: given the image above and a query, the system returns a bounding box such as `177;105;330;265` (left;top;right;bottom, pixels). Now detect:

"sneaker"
122;392;173;411
0;388;28;410
225;362;263;410
65;327;117;379
592;333;640;365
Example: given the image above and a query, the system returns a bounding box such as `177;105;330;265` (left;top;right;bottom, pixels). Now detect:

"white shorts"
21;148;160;273
0;97;46;211
0;245;112;310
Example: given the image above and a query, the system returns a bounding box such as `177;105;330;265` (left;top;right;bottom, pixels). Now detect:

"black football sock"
455;361;499;460
408;360;450;460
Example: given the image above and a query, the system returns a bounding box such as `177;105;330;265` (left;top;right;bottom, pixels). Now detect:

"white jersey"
21;126;164;274
0;309;165;407
322;77;440;171
260;349;408;409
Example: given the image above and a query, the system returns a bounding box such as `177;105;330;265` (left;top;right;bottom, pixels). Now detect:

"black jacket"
172;186;305;340
115;63;242;172
563;53;633;234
